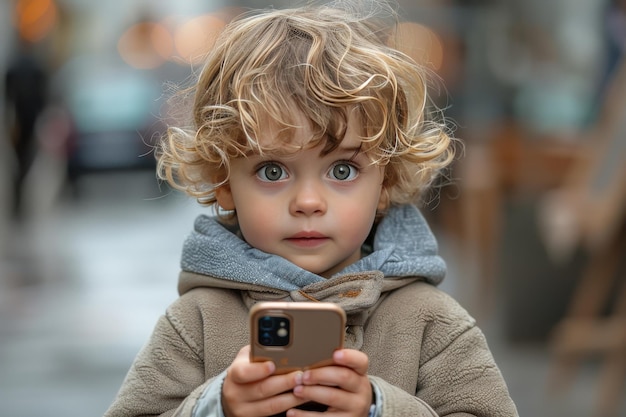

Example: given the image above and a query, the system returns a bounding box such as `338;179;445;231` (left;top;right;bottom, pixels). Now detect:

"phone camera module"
258;316;290;346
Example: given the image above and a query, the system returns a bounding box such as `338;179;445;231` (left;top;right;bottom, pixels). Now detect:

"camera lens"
259;316;274;331
260;332;273;345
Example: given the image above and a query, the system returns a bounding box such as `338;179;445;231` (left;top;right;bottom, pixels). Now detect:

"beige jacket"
105;206;517;416
104;273;517;417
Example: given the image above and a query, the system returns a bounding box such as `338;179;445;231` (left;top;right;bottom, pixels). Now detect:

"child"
105;1;518;416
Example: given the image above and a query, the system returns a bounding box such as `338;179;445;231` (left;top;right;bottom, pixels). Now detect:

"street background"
1;0;625;416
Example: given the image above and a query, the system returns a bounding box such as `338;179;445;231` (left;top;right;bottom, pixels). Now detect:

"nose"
289;180;327;216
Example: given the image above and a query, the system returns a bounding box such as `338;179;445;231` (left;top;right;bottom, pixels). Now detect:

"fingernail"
294;371;303;385
302;370;311;383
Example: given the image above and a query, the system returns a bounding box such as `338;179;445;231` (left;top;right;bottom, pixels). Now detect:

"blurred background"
1;0;625;416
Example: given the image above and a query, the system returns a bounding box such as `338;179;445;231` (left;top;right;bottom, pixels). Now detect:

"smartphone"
249;301;346;374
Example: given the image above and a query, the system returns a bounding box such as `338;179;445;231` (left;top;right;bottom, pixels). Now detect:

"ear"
215;184;236;211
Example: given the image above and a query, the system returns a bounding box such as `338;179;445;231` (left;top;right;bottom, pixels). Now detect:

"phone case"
249;302;346;374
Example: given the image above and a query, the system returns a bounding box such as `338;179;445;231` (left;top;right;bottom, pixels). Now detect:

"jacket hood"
178;204;446;349
178;204;446;294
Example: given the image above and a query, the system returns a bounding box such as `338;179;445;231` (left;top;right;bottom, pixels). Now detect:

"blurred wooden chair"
543;58;626;417
438;121;580;318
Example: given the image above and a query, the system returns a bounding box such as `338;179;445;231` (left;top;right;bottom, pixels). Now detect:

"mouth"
285;231;329;247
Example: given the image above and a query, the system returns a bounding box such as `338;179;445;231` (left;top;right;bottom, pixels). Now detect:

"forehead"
253;108;363;153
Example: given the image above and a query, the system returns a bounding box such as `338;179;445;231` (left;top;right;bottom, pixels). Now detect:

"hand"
288;349;372;417
222;345;307;417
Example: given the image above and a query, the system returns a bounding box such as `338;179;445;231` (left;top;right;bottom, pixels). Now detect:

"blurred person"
3;36;49;221
595;0;626;112
104;2;518;417
605;0;626;77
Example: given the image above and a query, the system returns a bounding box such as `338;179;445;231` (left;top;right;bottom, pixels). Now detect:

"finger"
223;371;307;416
228;345;275;384
301;365;368;395
292;384;371;414
333;348;369;375
301;366;348;387
264;390;310;416
252;371;305;401
237;390;309;417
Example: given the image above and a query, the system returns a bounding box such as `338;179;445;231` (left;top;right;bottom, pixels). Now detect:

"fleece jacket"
104;204;518;417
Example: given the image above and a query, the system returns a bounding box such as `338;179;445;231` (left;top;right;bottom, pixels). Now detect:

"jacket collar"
179;269;420;349
179;204;446;294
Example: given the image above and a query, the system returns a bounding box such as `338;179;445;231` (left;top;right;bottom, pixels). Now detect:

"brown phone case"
250;302;346;374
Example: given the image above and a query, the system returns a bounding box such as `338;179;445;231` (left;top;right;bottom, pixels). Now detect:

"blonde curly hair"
157;1;455;214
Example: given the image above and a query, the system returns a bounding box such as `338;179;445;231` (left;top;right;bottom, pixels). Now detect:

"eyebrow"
334;144;363;160
243;142;364;159
336;145;362;152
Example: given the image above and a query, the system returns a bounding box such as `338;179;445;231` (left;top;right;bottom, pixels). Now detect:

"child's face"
216;115;386;278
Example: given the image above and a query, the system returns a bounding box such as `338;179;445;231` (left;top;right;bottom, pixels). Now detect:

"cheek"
232;196;279;247
336;194;379;241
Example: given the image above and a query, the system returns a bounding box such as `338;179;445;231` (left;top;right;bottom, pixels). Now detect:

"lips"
285;231;329;247
289;231;327;239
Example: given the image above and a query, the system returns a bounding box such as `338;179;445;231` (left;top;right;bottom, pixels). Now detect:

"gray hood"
178;204;446;349
179;204;446;292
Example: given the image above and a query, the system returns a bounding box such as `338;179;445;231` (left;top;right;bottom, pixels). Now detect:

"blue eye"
257;163;287;181
330;162;357;181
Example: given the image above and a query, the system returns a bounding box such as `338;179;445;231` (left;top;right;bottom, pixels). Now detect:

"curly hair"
157;1;456;213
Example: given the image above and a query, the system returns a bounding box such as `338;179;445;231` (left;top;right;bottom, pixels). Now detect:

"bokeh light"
173;14;226;65
117;13;229;68
393;21;444;71
14;0;58;42
118;21;173;69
